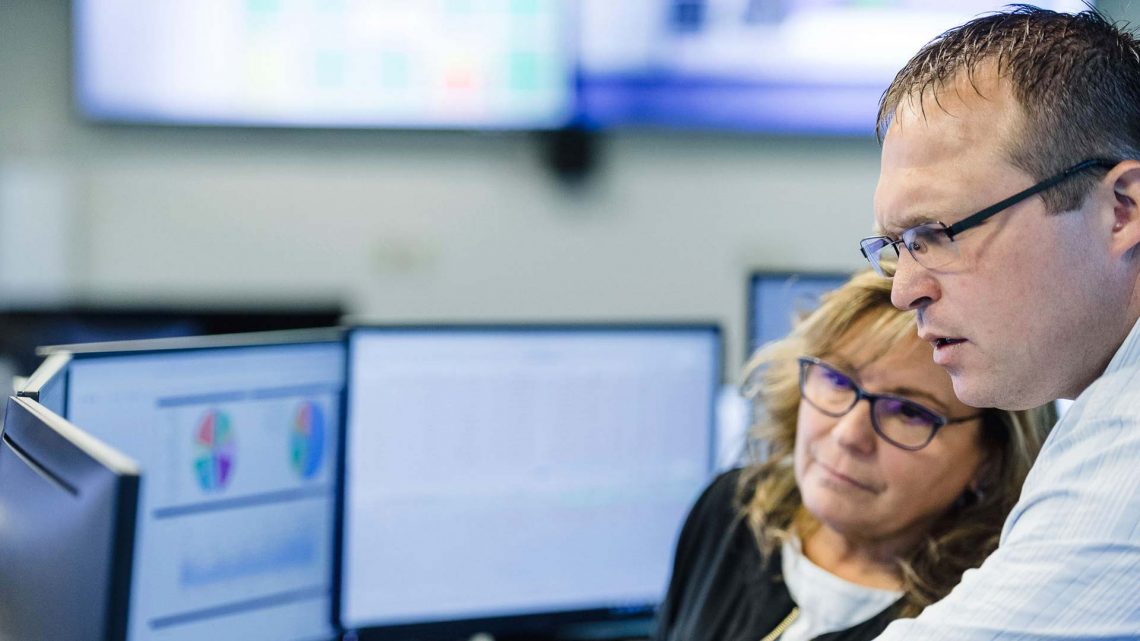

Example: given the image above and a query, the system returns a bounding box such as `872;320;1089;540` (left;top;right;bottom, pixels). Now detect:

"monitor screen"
577;0;1091;134
341;325;721;639
73;0;574;130
63;333;346;641
748;271;849;358
0;396;140;641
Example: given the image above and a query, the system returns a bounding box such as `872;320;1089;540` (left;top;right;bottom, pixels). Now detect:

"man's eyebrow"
877;213;940;237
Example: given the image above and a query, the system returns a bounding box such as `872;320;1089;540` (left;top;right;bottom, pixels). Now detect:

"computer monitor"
16;351;70;416
748;271;850;359
0;395;141;641
340;324;722;640
54;329;346;641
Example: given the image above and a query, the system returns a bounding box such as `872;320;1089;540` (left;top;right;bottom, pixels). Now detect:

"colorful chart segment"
291;401;325;480
194;409;236;492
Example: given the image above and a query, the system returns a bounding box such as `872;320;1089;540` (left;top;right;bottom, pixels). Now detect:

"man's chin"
951;373;1041;412
950;374;1000;410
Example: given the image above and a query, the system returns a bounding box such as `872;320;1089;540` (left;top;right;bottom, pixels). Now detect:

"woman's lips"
816;460;880;494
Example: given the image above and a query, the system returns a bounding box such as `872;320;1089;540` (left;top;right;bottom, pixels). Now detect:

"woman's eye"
893;402;935;426
822;370;852;389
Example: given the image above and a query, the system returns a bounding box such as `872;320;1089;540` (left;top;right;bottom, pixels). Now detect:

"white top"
779;539;902;641
874;317;1140;640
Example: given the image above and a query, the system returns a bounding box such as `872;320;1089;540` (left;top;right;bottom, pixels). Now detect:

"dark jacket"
652;469;903;641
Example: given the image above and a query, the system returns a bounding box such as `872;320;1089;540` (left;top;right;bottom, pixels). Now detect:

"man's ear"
1109;161;1140;260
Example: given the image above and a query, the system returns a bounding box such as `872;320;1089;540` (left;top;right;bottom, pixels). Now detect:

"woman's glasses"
798;357;981;451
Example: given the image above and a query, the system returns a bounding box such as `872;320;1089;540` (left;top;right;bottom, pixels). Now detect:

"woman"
653;270;1053;641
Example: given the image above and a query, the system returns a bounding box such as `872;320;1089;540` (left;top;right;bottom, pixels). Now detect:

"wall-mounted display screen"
576;0;1092;134
74;0;574;130
74;1;1092;134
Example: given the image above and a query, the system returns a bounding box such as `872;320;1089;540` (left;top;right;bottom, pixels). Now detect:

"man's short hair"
877;5;1140;213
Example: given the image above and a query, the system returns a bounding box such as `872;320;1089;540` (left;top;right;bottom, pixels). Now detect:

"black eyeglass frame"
860;157;1119;274
797;356;981;451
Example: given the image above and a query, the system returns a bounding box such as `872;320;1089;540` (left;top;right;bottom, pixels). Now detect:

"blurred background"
2;0;1132;382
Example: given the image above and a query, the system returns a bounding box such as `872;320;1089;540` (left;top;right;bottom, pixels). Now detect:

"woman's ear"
968;444;1002;501
952;450;996;510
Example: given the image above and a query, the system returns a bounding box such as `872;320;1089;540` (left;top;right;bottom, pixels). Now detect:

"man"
858;6;1140;640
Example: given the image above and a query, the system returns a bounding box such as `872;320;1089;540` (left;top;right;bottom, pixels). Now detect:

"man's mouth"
935;338;967;348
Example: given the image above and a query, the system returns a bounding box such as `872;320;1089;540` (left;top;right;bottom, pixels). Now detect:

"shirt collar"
1103;316;1140;375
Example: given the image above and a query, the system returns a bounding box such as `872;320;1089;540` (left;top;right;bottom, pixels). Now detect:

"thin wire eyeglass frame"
859;158;1119;277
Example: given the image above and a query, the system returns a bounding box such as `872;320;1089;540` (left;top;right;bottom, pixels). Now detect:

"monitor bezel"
17;351;71;395
17;351;73;416
39;326;346;359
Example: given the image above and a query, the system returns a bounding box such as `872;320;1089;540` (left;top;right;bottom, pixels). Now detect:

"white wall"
3;0;1136;370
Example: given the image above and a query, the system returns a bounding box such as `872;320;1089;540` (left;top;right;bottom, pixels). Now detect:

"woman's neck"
798;520;908;591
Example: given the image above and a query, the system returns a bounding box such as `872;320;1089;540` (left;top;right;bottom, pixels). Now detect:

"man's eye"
907;237;927;253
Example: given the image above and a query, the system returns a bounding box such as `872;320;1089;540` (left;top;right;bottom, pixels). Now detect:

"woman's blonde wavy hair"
737;269;1054;618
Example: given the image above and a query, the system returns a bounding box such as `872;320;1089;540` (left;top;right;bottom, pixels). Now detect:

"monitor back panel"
0;396;140;641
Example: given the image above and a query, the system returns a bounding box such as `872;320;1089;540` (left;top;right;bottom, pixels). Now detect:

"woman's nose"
831;399;878;456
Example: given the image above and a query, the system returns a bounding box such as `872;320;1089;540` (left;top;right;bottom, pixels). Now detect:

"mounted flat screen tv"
74;0;574;130
576;0;1092;134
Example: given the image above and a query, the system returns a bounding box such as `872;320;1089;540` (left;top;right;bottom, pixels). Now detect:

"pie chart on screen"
194;409;236;492
291;401;325;479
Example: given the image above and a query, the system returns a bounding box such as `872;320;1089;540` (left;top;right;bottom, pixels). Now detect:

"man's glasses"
798;357;981;451
860;158;1118;277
